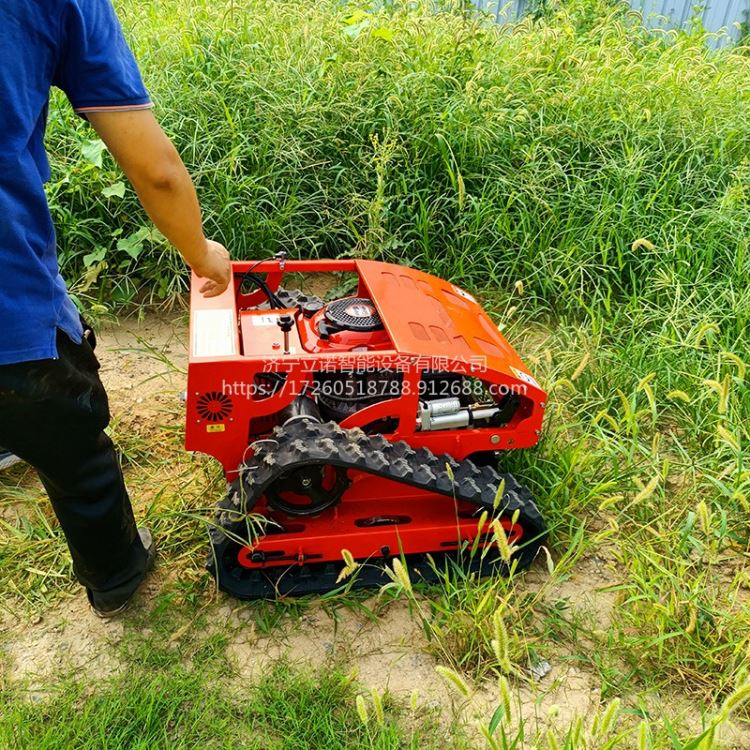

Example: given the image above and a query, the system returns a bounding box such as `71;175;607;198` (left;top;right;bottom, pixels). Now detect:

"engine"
297;295;519;434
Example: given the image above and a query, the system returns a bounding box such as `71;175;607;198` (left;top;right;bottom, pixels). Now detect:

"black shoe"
0;448;22;471
88;528;157;618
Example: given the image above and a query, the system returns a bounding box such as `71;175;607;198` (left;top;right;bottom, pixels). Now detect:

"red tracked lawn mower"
185;257;547;598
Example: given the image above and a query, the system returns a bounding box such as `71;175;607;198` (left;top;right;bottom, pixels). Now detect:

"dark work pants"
0;329;147;608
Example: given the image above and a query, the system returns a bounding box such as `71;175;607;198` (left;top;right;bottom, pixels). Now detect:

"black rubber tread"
208;421;547;599
210;547;511;599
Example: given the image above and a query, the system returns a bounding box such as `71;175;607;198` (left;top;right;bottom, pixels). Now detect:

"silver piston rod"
417;397;501;431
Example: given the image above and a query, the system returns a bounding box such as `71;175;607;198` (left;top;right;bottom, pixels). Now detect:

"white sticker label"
251;314;280;327
511;366;540;389
192;309;237;357
451;284;477;303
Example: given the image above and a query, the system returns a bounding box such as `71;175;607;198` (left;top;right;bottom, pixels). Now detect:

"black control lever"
277;313;294;354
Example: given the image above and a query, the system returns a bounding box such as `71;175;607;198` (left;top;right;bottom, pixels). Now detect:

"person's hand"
193;240;231;298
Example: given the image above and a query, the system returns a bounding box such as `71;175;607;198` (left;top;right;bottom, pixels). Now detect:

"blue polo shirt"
0;0;151;365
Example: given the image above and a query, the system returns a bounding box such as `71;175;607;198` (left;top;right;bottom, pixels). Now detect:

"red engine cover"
298;297;392;352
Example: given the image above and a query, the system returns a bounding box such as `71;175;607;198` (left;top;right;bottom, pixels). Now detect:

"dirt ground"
0;313;747;746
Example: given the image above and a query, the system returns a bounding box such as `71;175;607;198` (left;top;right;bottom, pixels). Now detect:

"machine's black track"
208;420;546;599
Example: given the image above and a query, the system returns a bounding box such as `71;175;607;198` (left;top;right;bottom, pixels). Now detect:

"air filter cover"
323;297;383;332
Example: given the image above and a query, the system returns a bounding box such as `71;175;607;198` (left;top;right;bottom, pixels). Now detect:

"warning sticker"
207;424;226;433
511;366;540;389
192;309;237;358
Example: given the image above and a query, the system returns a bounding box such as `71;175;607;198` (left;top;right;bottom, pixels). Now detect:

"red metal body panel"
186;259;546;475
239;308;302;356
236;490;520;568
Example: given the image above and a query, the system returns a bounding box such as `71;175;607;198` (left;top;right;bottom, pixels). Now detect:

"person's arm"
87;109;230;297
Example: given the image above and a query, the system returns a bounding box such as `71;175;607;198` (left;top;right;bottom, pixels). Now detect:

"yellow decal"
206;424;226;433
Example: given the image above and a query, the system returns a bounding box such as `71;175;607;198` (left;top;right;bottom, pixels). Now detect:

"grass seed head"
498;675;512;721
492;478;506;512
336;548;360;583
596;697;621;738
717;424;740;452
570;352;591;381
369;687;384;726
721;351;747;379
390;558;413;595
693;322;720;348
355;694;369;726
435;665;471;698
491;608;512;673
631;238;656;251
637;720;650;750
696;501;712;537
667;390;691;402
633;475;659;504
491;520;512;563
720;680;750;718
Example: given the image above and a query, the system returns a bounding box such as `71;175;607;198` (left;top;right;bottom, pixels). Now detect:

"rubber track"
208;420;546;597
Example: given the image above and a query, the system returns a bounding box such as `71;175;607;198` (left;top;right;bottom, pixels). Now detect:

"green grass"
46;0;750;325
0;658;443;750
2;0;749;746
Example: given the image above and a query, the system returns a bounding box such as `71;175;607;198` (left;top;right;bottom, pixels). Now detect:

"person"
0;0;231;616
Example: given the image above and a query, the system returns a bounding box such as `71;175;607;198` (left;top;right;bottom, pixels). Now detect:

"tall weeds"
46;0;749;329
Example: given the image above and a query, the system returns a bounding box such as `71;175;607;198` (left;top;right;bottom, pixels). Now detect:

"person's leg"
0;330;150;610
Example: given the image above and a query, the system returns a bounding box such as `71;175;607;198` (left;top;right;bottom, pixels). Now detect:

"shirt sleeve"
53;0;152;115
